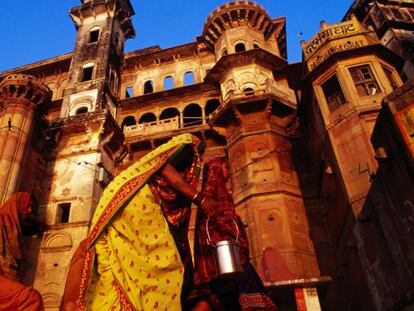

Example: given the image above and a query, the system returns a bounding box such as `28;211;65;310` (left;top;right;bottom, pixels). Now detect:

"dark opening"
75;107;88;115
322;75;346;112
57;203;71;224
139;113;157;124
235;43;246;53
143;80;154;94
121;116;136;129
244;88;255;96
81;66;93;82
89;29;99;43
205;99;221;120
160;107;179;121
253;43;260;49
221;49;228;57
183;104;202;127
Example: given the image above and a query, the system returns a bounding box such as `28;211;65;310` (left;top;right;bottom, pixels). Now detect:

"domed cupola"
202;1;286;60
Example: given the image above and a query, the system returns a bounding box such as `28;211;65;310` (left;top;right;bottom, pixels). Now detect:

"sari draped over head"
0;192;31;280
0;192;44;311
70;134;202;311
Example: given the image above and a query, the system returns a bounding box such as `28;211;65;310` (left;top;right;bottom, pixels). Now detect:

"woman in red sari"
0;192;44;311
193;157;278;311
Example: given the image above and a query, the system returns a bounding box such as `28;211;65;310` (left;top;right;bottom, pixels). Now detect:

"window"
253;43;260;49
244;88;255;96
121;116;136;129
75;107;88;115
184;71;195;86
125;86;133;98
56;203;71;224
349;65;381;97
143;80;154;94
81;65;94;82
391;7;403;20
382;66;398;90
164;76;174;90
89;29;100;43
221;49;228;57
235;43;246;53
322;75;346;112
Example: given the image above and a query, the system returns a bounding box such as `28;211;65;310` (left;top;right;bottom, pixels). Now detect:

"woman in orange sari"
193;157;278;311
61;134;217;311
0;192;44;311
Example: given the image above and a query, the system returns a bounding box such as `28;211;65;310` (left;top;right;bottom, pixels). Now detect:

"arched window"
160;107;180;126
221;49;228;57
164;76;174;90
139;112;157;124
253;43;260;49
143;80;154;94
183;104;202;127
184;71;195;86
121;116;136;129
75;107;88;115
205;99;221;120
235;42;246;53
244;88;255;96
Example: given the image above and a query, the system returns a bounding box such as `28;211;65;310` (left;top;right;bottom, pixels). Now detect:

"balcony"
224;79;297;109
124;117;179;138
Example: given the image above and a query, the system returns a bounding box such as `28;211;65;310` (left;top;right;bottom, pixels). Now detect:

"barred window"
349;65;381;97
322;75;346;112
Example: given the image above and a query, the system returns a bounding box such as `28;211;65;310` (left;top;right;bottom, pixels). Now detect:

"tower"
300;15;404;310
0;74;50;203
204;1;320;285
32;1;134;308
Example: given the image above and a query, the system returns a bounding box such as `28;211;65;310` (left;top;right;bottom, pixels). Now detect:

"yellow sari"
76;134;201;311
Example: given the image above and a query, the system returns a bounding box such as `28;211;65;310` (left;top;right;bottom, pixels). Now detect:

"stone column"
0;74;50;204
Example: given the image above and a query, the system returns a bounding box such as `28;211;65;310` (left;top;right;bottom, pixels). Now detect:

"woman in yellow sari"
61;134;216;311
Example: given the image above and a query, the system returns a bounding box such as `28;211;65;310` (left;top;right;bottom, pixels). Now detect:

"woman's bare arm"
159;163;218;216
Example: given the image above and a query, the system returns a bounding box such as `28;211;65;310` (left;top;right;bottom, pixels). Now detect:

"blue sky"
0;0;353;72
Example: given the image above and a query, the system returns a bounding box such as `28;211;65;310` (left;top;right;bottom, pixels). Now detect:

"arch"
143;80;154;94
139;112;157;124
160;107;180;121
164;76;174;90
253;42;260;49
221;48;228;57
183;103;202;127
243;87;255;96
205;99;221;119
121;116;136;129
42;231;72;252
68;96;95;116
235;42;246;53
75;106;88;115
183;71;195;86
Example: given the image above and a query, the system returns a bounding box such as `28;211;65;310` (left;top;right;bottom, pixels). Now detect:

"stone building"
0;0;413;310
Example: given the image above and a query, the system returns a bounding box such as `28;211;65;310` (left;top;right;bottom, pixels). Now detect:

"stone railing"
124;116;179;137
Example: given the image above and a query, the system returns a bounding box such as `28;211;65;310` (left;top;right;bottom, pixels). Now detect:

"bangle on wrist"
192;192;206;206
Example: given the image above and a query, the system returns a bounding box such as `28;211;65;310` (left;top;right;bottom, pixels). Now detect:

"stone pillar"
0;74;50;203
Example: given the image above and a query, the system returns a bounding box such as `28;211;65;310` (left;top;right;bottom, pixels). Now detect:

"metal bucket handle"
206;216;239;245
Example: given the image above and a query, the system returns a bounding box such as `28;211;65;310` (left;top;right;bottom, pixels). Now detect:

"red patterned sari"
193;158;278;311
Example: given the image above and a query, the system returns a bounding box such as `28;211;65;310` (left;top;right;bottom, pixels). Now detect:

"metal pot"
206;217;243;278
